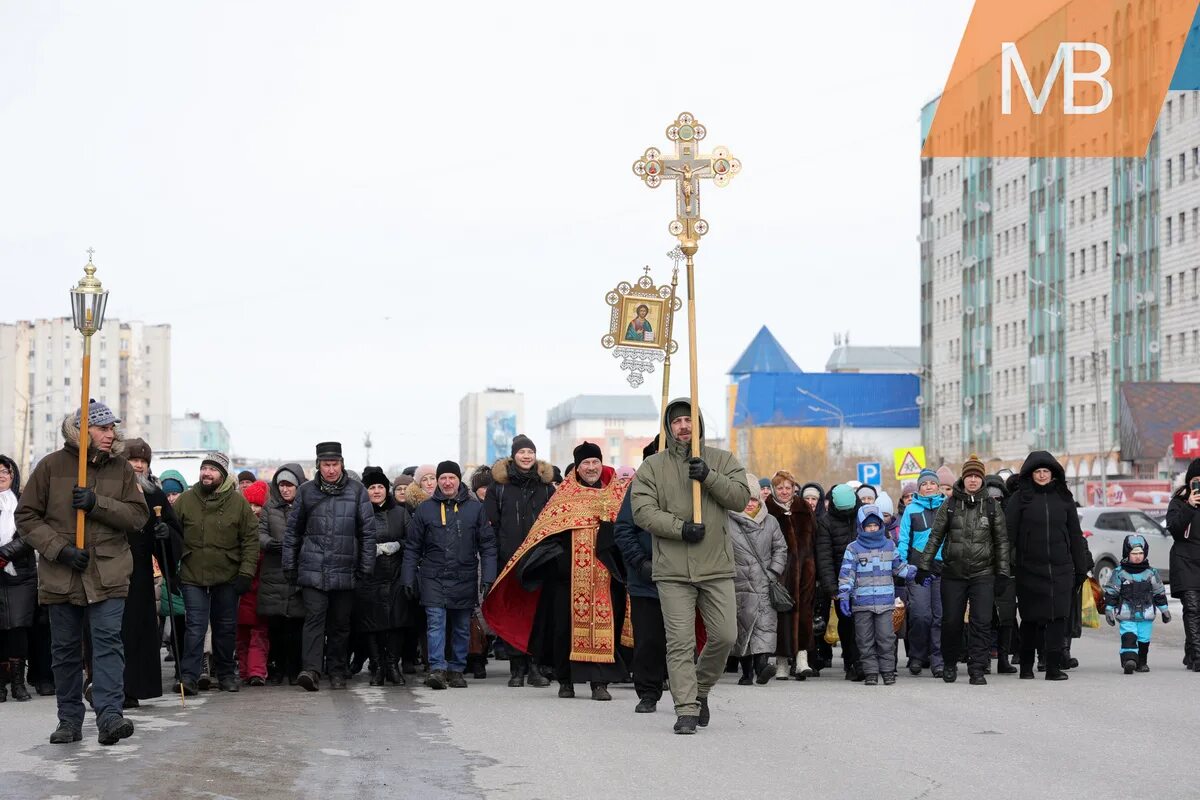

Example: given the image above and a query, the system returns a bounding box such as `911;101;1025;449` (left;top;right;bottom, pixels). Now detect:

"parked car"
1078;506;1173;587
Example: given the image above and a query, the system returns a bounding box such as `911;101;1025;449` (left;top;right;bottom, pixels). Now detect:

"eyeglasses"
0;468;11;477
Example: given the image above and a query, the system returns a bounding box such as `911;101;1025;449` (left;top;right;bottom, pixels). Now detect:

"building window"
1181;213;1187;244
1167;216;1174;246
1168;275;1174;305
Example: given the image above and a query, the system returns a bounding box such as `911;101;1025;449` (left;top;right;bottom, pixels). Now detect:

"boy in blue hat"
1103;534;1171;674
837;504;916;685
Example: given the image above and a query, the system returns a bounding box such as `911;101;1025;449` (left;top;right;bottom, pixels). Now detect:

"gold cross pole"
633;112;740;524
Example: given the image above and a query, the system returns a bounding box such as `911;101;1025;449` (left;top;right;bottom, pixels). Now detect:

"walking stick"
154;505;186;707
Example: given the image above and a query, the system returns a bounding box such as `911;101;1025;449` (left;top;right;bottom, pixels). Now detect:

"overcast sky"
0;1;973;469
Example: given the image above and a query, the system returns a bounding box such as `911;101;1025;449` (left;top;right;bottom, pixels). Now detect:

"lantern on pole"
69;249;109;548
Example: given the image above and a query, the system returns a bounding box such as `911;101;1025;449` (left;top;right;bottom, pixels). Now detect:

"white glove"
376;541;401;556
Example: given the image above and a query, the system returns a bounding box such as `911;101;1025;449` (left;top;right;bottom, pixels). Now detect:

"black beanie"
573;441;603;468
237;470;256;483
510;434;536;458
436;460;462;480
471;466;493;492
668;401;691;423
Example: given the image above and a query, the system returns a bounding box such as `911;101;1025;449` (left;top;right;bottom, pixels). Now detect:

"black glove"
1161;608;1172;624
0;537;24;561
687;457;710;483
153;521;171;541
638;560;654;582
913;569;933;587
56;544;90;572
1074;573;1088;589
994;574;1010;595
283;568;298;586
681;522;705;544
72;486;97;513
404;584;418;601
233;574;252;595
480;582;493;597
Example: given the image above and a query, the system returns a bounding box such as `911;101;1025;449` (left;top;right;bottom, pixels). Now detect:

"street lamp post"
69;251;109;548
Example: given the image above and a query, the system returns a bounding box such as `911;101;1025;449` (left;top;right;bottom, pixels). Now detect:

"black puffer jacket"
484;457;555;568
1165;458;1200;597
256;463;307;617
815;501;857;595
401;482;497;610
283;473;377;592
355;496;412;631
1004;451;1090;620
918;480;1011;580
0;455;36;631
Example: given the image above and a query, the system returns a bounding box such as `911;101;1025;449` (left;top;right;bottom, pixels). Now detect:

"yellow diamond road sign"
894;447;926;480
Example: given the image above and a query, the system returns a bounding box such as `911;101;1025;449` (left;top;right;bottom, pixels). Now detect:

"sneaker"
297;671;320;692
447;672;468;689
882;672;897;686
863;673;879;686
97;716;135;746
248;676;266;687
49;721;82;744
673;714;699;735
698;697;710;727
425;671;448;690
634;697;657;713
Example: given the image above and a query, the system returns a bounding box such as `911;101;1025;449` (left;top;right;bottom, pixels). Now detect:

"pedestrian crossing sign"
894;447;926;480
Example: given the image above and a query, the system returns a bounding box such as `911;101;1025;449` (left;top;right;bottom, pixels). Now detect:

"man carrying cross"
631;397;750;734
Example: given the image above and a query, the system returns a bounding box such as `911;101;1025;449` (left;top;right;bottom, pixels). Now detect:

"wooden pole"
75;334;92;549
683;244;701;524
658;266;679;453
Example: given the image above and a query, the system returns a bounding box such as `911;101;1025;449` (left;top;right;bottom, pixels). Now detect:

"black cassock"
122;484;182;700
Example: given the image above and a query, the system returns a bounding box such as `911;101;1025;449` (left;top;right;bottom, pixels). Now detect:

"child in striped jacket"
838;504;916;685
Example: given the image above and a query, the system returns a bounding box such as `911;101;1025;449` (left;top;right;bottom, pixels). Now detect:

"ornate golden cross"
632;112;741;245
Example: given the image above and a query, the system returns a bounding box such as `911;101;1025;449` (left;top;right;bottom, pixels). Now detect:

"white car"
1078;506;1173;588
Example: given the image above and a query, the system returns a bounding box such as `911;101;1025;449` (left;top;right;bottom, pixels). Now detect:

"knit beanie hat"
667;401;691;423
917;468;939;487
801;485;821;501
830;484;857;511
901;480;917;496
275;468;300;487
125;438;152;464
393;474;414;488
856;484;878;503
510;434;537;457
470;466;493;492
162;476;185;494
237;470;256;483
75;398;120;428
413;464;436;484
436;460;462;480
936;466;956;487
362;466;390;490
243;480;269;507
573;441;603;468
202;451;230;479
758;477;772;489
961;453;986;481
875;491;894;516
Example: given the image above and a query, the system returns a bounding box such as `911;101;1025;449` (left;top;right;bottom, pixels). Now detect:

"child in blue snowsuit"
838;505;916;686
1103;534;1171;674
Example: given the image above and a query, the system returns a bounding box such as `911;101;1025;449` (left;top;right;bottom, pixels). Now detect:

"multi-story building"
545;395;659;469
171;412;231;454
919;90;1200;480
459;388;525;469
0;318;171;471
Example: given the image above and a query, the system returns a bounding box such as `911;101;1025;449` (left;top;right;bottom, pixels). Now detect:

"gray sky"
0;1;972;469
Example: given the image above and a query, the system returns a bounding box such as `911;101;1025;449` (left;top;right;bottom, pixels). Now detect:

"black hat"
573;441;602;468
402;465;417;477
642;437;660;460
552;465;563;485
470;465;493;492
126;438;152;464
237;470;256;483
436;460;462;480
667;401;691;423
511;434;536;457
316;442;343;460
362;466;390;490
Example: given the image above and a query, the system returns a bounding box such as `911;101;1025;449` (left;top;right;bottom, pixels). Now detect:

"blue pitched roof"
732;372;920;429
728;326;802;376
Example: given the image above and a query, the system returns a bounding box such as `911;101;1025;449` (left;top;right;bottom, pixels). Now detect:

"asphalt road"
4;610;1197;800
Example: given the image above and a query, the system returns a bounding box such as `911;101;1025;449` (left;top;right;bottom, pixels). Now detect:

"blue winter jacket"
897;492;945;566
838;506;916;614
613;491;657;599
401;483;498;610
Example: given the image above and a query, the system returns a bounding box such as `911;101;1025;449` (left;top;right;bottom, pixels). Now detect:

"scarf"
0;490;18;577
319;472;348;495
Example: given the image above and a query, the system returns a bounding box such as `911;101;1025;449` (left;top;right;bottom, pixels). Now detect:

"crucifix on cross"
631;112;741;245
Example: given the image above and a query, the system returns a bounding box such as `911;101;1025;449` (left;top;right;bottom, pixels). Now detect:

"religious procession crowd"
2;397;1200;741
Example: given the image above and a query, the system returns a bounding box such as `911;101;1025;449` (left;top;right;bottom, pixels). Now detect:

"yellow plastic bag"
824;600;840;646
1080;580;1101;628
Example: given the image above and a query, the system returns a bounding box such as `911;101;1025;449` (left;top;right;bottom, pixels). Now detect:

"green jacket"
174;474;260;586
15;420;149;606
631;397;751;583
917;480;1012;580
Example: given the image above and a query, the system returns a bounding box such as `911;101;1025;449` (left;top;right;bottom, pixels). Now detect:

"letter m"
1001;42;1112;116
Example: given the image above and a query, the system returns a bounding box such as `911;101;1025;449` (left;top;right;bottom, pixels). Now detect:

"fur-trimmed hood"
405;481;429;511
491;457;555;486
60;414;126;461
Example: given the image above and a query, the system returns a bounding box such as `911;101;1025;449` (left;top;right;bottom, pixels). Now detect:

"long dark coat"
483;458;555;569
766;493;817;657
256;463;307;618
1003;452;1090;621
283;475;377;592
1166;458;1200;597
0;456;36;631
354;498;413;632
124;479;182;699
